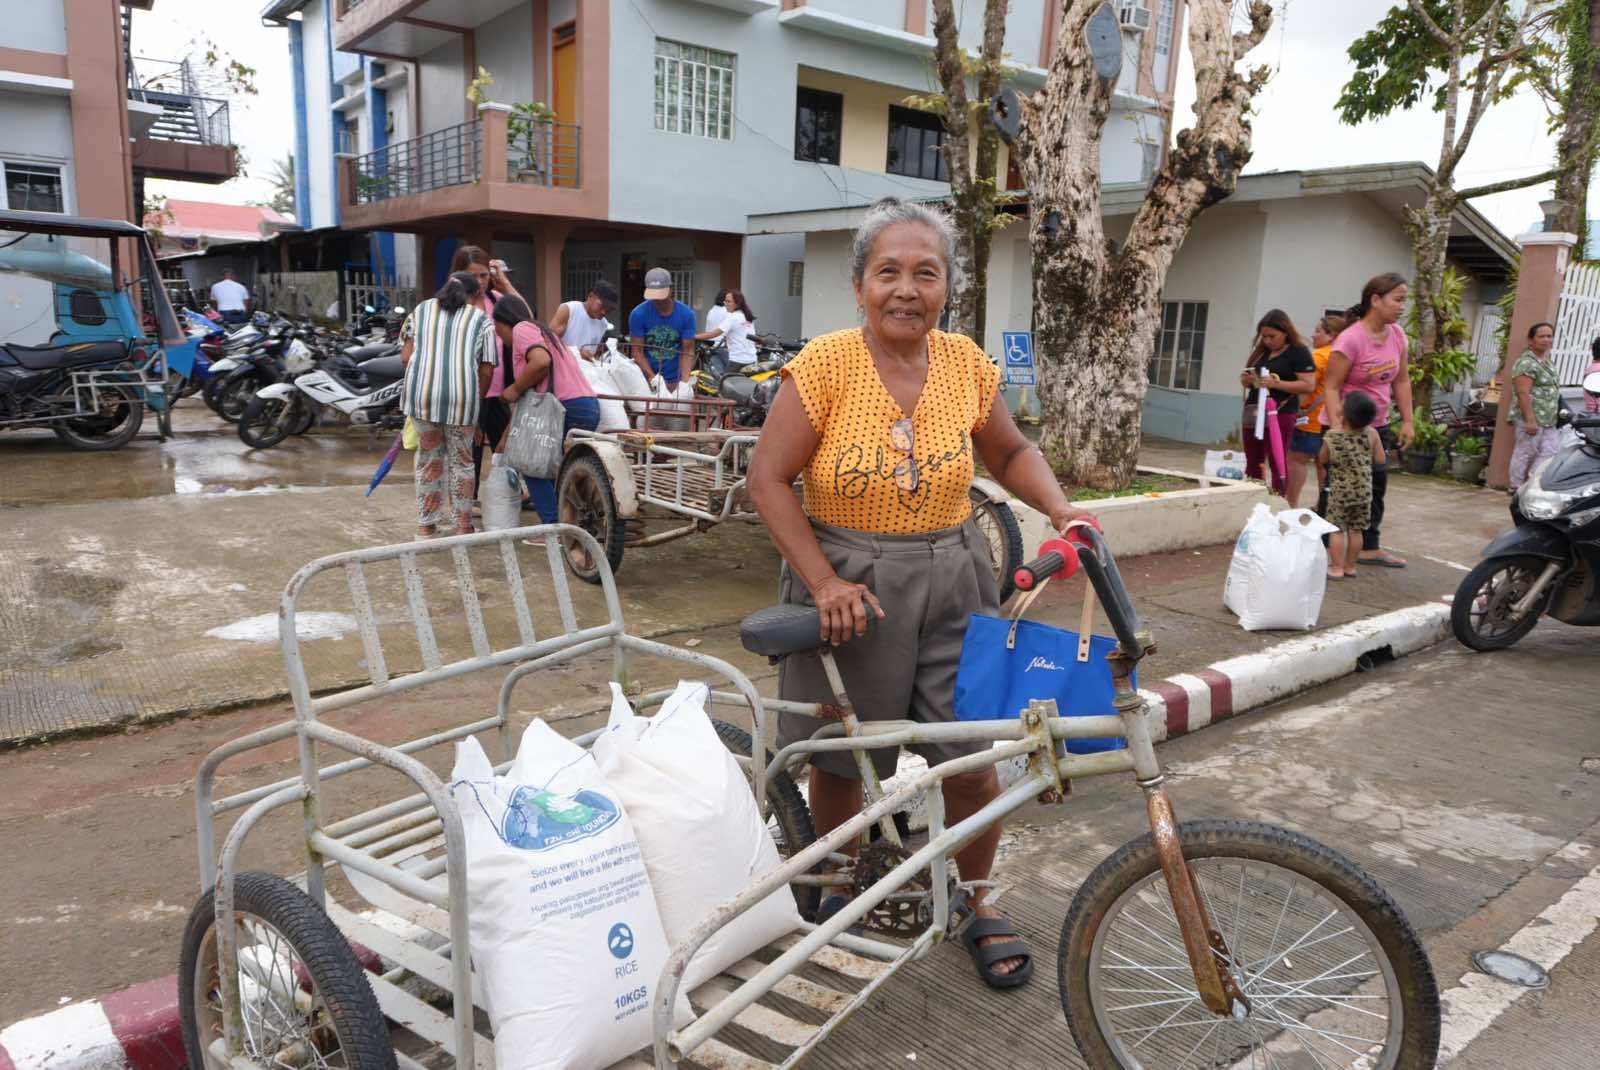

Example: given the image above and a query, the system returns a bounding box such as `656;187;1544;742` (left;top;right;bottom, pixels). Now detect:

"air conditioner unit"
1118;1;1152;32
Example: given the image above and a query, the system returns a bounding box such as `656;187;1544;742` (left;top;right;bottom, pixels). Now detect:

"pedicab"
553;388;1027;600
181;521;1440;1070
0;208;188;446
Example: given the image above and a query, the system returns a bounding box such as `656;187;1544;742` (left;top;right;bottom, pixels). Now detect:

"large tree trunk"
1020;0;1271;489
931;0;1008;346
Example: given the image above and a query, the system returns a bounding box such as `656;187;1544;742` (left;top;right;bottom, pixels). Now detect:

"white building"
756;163;1516;443
311;0;1184;337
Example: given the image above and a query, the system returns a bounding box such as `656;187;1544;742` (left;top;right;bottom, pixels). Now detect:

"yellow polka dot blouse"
781;328;1001;534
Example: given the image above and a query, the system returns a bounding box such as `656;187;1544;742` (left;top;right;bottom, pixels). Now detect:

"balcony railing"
128;56;233;147
508;120;581;188
352;121;483;204
346;111;581;206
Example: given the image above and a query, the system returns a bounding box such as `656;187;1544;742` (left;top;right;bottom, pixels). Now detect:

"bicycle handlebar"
1015;526;1150;657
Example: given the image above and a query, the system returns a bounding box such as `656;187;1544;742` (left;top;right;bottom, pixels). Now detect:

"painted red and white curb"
0;926;389;1070
0;978;182;1070
0;604;1451;1068
887;601;1452;826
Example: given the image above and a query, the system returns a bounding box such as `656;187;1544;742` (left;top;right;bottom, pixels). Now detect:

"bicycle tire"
178;871;396;1070
711;718;821;921
1059;819;1439;1070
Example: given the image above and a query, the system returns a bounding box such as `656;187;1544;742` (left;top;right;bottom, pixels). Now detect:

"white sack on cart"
593;682;801;990
1222;503;1338;631
649;376;695;432
601;338;653;412
451;725;688;1070
577;356;631;431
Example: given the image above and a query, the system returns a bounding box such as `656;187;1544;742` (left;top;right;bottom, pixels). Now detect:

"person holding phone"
1238;309;1315;496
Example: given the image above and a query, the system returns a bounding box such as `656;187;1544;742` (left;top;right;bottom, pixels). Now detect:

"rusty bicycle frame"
188;522;1242;1070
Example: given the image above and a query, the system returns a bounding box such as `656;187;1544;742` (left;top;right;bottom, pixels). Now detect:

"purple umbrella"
366;433;406;497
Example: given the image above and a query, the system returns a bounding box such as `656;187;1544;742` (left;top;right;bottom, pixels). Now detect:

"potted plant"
1403;412;1445;475
1449;433;1488;483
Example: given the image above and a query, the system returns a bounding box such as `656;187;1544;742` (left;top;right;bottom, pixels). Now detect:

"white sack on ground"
593;681;801;990
1223;503;1338;632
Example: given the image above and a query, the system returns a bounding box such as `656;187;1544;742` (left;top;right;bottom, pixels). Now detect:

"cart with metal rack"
555;392;1025;599
182;522;1441;1070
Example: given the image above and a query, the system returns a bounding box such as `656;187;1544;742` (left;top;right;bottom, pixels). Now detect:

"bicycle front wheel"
1060;819;1439;1070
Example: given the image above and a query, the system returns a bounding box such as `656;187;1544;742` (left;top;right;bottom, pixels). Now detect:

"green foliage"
1411;410;1449;453
1452;433;1489;456
1406;265;1478;391
1336;0;1514;125
254;155;296;218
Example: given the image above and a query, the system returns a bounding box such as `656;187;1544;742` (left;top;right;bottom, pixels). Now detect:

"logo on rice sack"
607;922;635;960
499;786;621;851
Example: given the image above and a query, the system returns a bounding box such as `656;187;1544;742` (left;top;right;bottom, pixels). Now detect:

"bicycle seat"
740;604;826;658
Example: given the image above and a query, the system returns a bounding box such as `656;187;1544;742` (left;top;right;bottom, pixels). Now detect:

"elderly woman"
400;271;497;538
747;198;1095;990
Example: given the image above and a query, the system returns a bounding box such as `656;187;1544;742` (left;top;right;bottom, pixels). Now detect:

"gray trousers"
777;517;999;780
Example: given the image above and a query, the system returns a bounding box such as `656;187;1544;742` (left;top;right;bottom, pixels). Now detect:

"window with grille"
1156;0;1176;55
787;261;805;298
665;258;695;309
795;87;842;165
2;163;63;213
1149;300;1207;390
886;106;947;181
655;40;735;141
564;257;606;303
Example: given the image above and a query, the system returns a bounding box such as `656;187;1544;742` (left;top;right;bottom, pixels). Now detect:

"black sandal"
958;911;1035;990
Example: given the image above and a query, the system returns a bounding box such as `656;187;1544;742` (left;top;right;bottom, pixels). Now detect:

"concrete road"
2;618;1596;1068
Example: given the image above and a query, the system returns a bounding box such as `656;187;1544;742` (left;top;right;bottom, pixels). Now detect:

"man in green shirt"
1509;321;1563;492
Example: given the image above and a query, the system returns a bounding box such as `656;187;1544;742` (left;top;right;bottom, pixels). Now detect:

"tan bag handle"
1006;519;1099;660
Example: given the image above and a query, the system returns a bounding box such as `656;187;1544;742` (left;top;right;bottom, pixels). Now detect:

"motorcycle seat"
359;355;404;390
345;342;397;361
323;361;370;393
1;339;128;371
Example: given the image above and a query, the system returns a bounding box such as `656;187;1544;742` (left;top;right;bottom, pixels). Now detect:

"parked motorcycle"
690;335;797;427
1452;372;1600;651
238;345;405;449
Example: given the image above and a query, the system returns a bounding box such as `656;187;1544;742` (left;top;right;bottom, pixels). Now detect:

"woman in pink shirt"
1323;272;1415;569
489;295;600;524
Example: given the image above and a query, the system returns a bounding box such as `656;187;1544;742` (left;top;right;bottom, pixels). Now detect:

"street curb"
885;601;1452;828
0;941;384;1070
0;605;1450;1066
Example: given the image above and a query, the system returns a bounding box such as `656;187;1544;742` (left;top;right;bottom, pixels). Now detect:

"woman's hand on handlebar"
1049;505;1100;537
812;575;884;645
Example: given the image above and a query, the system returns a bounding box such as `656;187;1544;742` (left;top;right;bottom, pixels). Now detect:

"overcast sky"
139;0;1562;237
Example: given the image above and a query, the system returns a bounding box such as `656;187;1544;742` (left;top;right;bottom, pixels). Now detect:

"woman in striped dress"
400;272;497;537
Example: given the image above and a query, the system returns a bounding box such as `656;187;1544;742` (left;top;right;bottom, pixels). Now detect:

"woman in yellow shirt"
748;198;1094;990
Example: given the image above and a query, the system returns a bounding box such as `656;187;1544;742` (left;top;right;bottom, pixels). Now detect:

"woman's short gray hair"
849;197;960;291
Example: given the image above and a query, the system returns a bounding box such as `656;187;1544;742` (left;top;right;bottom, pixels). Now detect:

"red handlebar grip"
1013;539;1080;591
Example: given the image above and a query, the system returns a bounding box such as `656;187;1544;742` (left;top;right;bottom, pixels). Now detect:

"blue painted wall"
287;20;312;227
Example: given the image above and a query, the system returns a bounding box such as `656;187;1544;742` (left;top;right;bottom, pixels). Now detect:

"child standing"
1319;390;1386;580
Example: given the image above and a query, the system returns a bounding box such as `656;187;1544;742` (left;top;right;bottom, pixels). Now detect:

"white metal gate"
1553;261;1600;384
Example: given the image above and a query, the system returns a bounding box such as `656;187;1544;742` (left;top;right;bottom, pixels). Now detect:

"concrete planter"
1450;454;1487;483
1007;466;1270;558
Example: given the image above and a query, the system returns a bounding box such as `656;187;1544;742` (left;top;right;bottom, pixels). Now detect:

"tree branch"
930;0;972;190
1456;167;1562;200
1232;0;1273;56
1407;0;1456;47
1450;1;1507;166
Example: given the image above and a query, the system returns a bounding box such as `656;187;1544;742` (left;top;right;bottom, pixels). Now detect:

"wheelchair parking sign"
1002;331;1035;386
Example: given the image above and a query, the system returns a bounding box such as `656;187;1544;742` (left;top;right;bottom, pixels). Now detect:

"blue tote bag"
952;595;1130;754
